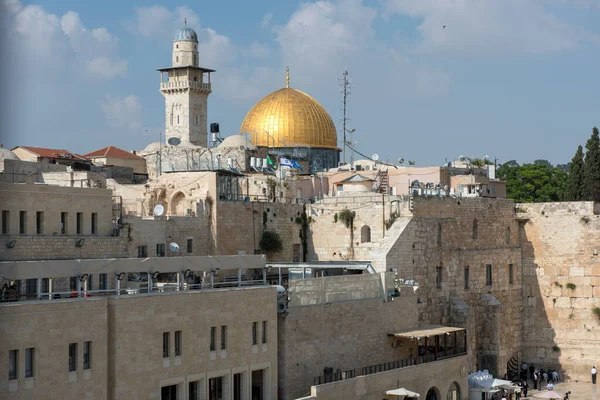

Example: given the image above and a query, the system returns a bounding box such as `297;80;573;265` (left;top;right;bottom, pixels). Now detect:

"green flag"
267;155;276;169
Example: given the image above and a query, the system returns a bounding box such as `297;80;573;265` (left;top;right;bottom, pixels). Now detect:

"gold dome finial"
286;66;290;88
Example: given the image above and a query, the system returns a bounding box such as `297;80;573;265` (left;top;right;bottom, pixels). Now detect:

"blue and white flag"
291;159;303;171
280;156;293;168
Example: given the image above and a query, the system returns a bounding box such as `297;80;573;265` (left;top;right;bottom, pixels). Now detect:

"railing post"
36;278;42;300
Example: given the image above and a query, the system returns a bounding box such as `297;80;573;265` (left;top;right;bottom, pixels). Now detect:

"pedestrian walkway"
523;381;598;400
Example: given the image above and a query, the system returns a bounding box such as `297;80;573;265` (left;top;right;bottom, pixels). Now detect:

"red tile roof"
84;146;142;160
15;146;89;161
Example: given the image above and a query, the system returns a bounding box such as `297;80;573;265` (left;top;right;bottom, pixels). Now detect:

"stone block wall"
278;291;419;400
0;236;128;261
519;201;600;381
384;197;523;377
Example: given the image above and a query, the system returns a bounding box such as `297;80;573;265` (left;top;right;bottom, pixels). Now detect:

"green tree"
565;146;584;201
497;162;567;203
582;127;600;202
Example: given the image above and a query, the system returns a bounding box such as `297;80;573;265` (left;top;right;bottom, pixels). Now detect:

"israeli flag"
291;159;303;171
280;156;294;168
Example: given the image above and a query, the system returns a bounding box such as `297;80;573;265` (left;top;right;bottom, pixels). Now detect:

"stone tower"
158;20;214;147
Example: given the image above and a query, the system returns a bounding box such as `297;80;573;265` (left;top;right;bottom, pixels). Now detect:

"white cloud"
3;0;21;14
261;12;273;28
125;5;199;38
246;42;270;59
383;0;596;55
87;57;128;79
99;95;142;131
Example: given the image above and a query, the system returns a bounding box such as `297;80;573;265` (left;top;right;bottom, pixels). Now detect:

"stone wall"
0;236;128;261
309;355;469;400
391;197;522;378
519;201;600;382
278;283;419;400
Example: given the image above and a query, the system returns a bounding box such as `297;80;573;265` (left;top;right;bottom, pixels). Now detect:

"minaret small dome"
174;20;198;42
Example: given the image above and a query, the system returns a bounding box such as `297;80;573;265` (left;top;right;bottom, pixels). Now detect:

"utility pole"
341;70;350;164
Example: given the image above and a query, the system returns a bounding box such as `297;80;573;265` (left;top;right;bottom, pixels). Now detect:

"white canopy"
480;378;513;389
385;388;420;397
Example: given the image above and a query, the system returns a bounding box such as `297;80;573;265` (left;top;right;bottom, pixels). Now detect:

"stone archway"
426;387;441;400
170;192;187;216
447;382;461;400
360;225;371;243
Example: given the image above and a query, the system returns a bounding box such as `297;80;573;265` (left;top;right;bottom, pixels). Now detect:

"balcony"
160;80;211;92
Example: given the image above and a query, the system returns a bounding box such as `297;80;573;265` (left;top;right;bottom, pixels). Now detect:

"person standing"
522;380;529;398
592;366;597;384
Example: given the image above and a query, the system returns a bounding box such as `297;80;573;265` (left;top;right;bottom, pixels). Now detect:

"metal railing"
313;351;467;386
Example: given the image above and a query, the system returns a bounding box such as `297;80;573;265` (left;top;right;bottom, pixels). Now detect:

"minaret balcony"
160;80;212;92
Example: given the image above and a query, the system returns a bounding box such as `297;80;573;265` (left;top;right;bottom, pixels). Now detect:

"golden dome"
240;83;338;149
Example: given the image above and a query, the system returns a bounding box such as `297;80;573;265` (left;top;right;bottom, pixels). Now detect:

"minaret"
158;20;215;147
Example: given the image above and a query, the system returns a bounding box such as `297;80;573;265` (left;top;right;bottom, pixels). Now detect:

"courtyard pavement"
523;381;598;400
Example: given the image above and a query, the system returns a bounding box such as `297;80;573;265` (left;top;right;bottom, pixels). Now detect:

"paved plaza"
523;381;598;400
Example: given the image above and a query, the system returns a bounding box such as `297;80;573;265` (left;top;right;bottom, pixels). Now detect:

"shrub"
260;231;283;253
552;345;560;352
593;307;600;322
338;209;356;228
566;283;576;291
553;281;563;288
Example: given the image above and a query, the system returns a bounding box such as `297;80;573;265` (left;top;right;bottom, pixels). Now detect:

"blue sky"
1;0;599;166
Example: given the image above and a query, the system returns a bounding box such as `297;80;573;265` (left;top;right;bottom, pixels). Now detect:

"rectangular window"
36;211;44;234
156;243;166;257
83;341;91;370
61;212;68;234
175;331;182;356
221;326;227;350
1;210;9;234
19;211;26;234
262;320;267;344
252;321;258;345
26;278;37;297
76;212;83;235
509;264;514;284
163;332;170;358
436;266;443;289
70;276;78;291
464;267;470;289
9;349;18;380
210;327;216;351
506;227;511;244
99;273;107;291
91;213;98;234
69;343;77;372
137;245;148;258
187;238;193;253
486;264;493;286
41;278;50;294
25;348;34;378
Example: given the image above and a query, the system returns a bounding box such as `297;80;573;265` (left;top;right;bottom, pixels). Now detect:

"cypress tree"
582;127;600;202
565;146;584;201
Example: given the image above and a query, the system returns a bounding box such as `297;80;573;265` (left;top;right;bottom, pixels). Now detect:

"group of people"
1;283;18;302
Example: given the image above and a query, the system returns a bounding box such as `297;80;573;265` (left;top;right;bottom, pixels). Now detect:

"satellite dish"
243;196;250;205
153;204;164;216
372;153;380;161
398;157;404;164
167;137;181;146
169;242;180;253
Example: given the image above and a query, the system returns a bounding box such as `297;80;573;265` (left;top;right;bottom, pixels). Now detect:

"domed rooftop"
219;134;257;150
240;68;338;150
174;20;198;41
0;146;19;171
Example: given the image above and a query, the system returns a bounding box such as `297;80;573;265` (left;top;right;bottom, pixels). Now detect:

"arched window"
447;382;461;400
193;76;198;81
170;192;187;216
176;56;179;62
193;54;197;66
195;115;198;125
472;219;478;240
170;114;173;126
361;225;371;243
426;387;440;400
177;115;180;124
506;227;511;244
176;44;179;49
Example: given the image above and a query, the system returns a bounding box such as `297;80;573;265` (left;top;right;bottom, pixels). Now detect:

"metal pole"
382;192;386;238
342;70;348;164
36;278;42;300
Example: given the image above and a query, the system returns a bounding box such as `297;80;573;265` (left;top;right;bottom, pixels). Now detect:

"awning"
385;388;420;397
481;378;512;389
388;325;464;338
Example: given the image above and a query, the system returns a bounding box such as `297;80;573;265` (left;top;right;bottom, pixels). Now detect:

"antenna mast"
340;70;351;164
